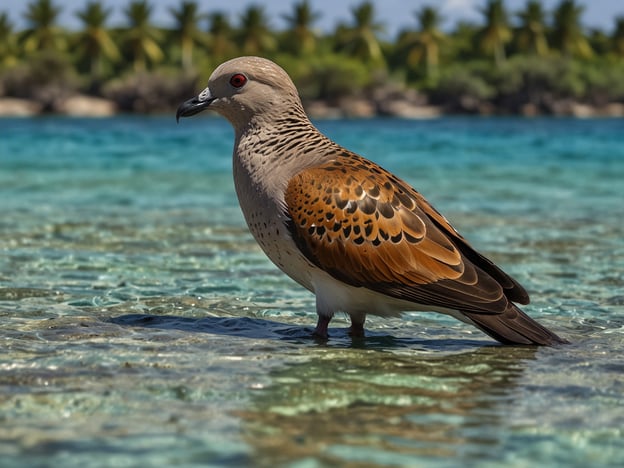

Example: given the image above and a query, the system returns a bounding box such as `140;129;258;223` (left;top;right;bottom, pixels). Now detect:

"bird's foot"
348;315;366;338
348;323;365;338
313;316;331;340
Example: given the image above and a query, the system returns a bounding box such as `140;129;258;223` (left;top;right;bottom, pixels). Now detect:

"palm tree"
613;16;624;58
21;0;65;53
449;21;481;61
75;1;120;77
551;0;592;58
335;1;385;65
236;5;276;56
397;6;445;80
169;1;205;70
478;0;512;67
515;0;548;56
587;28;610;56
123;0;163;71
207;12;236;61
281;0;321;55
0;12;19;67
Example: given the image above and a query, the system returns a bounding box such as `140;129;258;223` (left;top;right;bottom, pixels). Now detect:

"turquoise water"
1;116;623;466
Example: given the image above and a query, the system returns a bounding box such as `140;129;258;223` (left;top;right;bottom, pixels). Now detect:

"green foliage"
478;0;512;66
122;0;163;71
552;0;593;58
294;54;372;101
0;12;19;67
236;5;276;56
613;17;624;58
205;12;236;64
102;67;197;112
488;56;586;112
578;59;624;104
511;56;584;98
1;51;80;106
168;1;206;70
0;0;622;114
514;0;549;56
280;0;321;56
395;6;445;82
74;1;120;78
334;1;385;67
21;0;65;53
432;64;495;112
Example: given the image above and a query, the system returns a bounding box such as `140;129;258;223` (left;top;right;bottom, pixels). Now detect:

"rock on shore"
0;98;43;116
0;93;621;119
56;95;117;117
0;95;116;117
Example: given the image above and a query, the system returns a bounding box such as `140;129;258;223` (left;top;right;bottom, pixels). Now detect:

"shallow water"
1;116;623;466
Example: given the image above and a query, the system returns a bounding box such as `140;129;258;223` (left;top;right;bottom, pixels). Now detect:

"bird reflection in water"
235;344;538;465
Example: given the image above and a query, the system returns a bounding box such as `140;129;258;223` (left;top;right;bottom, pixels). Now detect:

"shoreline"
1;95;623;119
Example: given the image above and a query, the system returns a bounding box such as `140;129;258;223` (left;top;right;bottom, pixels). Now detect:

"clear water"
1;116;623;467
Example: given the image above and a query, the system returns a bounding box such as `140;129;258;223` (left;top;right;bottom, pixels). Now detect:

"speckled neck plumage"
233;101;337;205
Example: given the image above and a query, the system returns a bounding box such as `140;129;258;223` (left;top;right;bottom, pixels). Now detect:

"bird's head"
176;56;305;130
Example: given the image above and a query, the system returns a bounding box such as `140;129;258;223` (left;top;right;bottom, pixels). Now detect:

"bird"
176;56;567;346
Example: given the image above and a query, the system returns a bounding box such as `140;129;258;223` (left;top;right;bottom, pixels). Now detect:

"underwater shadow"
110;313;494;351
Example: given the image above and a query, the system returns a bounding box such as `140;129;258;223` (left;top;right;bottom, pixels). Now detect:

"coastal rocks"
546;99;624;118
374;87;442;118
0;95;116;117
338;97;376;118
304;101;342;119
0;98;43;116
303;97;378;118
520;103;540;117
603;103;624;117
56;95;117;117
0;83;620;119
304;87;443;119
102;71;198;113
381;101;442;119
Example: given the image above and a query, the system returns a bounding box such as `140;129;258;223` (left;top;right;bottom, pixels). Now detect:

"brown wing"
284;152;529;315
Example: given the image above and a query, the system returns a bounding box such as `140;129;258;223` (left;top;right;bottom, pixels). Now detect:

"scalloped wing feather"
284;153;528;315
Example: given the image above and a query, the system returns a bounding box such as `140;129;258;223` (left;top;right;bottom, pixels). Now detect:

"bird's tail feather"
462;305;568;346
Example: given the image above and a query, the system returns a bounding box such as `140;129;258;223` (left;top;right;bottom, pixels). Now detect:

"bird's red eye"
229;73;247;88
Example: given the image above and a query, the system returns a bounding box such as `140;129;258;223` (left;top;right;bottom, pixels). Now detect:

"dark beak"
176;95;214;123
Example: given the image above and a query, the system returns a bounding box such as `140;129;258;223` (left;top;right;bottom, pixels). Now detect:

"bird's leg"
348;314;366;338
313;315;331;339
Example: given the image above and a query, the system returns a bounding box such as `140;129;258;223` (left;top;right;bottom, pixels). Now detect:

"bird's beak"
176;87;215;122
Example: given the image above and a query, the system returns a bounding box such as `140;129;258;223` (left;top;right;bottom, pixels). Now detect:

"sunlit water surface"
1;116;623;467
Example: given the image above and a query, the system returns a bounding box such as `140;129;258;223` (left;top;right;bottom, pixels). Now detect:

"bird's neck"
232;109;335;201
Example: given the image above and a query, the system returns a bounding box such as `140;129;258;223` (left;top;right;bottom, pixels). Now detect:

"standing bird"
177;56;566;345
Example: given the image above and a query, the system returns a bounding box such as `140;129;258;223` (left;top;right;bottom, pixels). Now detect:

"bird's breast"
232;144;315;291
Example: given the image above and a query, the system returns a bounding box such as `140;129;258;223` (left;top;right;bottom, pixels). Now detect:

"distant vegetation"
1;0;623;116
